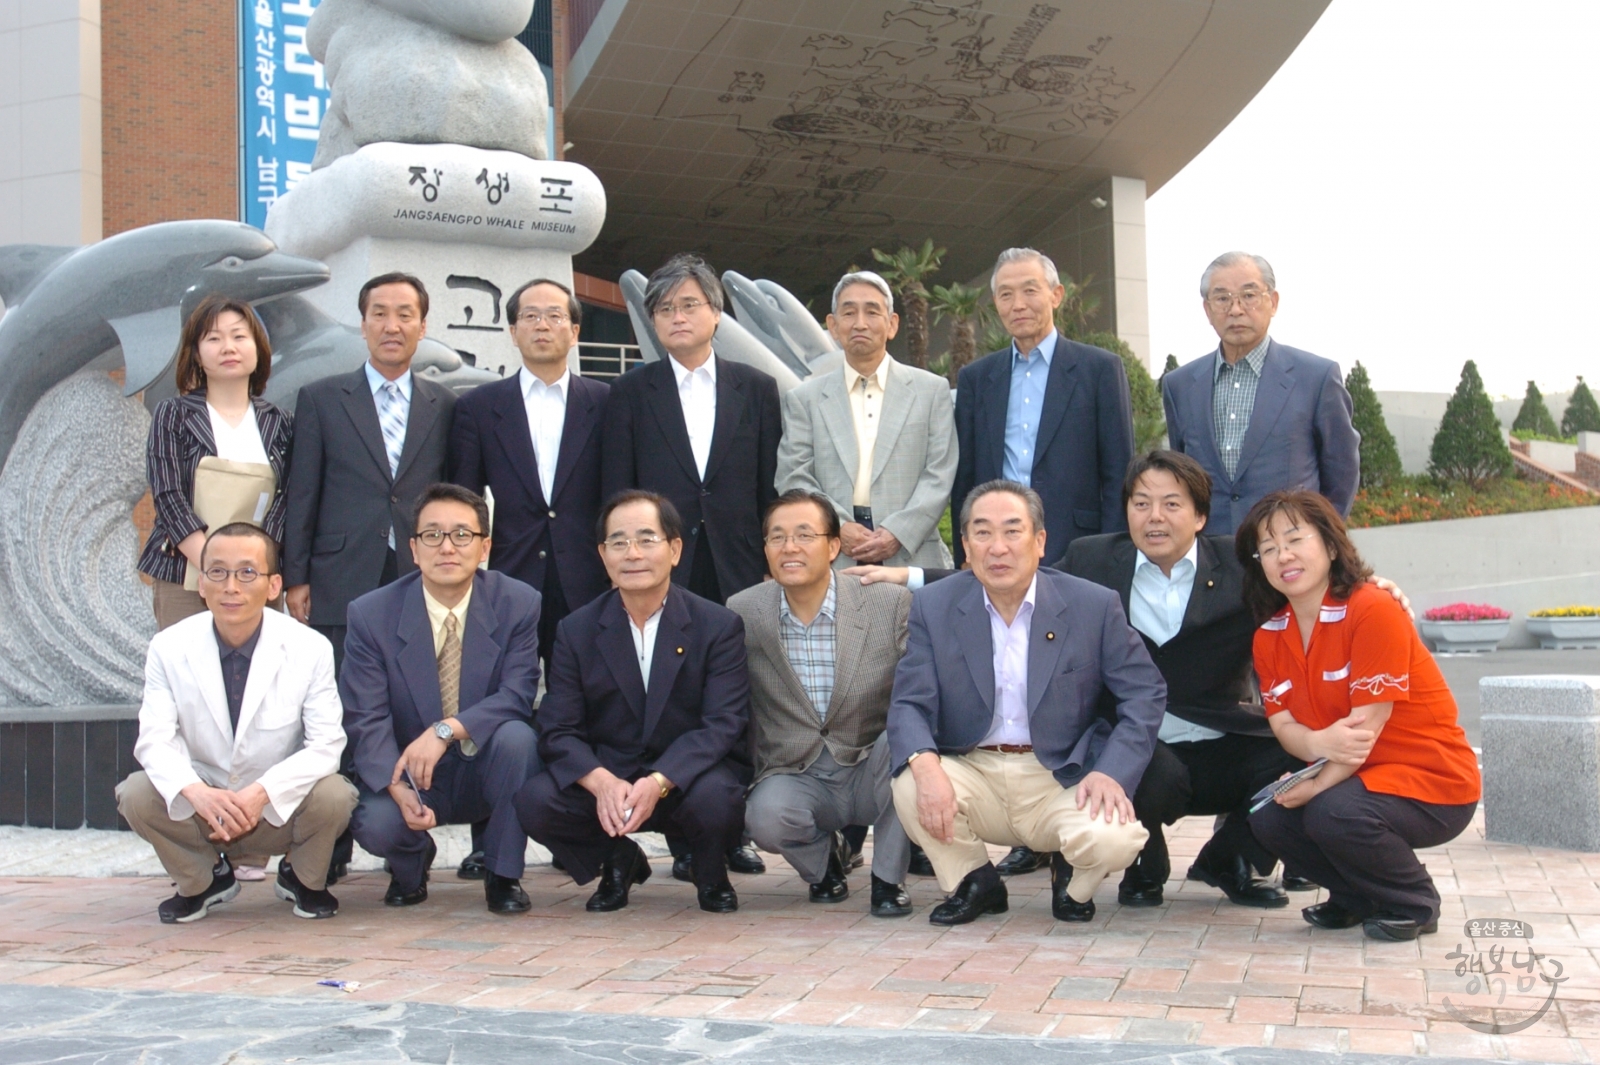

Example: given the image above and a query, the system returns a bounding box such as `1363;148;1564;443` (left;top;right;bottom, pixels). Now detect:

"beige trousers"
892;749;1149;901
152;579;208;630
116;771;358;896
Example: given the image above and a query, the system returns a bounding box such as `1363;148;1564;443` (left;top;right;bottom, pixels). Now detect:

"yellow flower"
1530;606;1600;618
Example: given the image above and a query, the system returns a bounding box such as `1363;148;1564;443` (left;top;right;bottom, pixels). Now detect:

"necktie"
438;612;477;756
377;381;406;478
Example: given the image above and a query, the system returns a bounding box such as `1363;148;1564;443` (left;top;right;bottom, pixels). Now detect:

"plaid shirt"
778;576;838;720
1212;336;1270;478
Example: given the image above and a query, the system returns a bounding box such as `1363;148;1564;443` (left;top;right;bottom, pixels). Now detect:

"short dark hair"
173;295;273;397
412;483;490;536
643;253;725;316
958;479;1045;536
763;489;841;539
358;272;430;318
1122;450;1212;520
1235;490;1373;622
596;490;683;544
202;522;278;574
506;278;582;326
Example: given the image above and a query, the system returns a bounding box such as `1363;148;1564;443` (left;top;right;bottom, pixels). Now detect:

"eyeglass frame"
763;530;831;548
199;565;271;585
600;534;673;554
412;528;488;548
651;298;711;319
514;309;571;326
1205;288;1273;312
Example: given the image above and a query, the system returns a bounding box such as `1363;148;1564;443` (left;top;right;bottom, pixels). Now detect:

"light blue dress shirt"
364;360;414;403
1128;539;1224;743
1002;330;1057;485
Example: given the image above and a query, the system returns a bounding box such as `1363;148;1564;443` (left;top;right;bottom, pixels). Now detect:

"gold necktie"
438;612;477;756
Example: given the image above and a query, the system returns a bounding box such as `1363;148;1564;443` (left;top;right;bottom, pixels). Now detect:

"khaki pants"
152;579;208;630
116;771;358;896
892;749;1149;902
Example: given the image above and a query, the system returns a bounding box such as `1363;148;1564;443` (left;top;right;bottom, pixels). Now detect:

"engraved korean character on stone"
538;176;575;214
408;167;442;202
476;168;510;205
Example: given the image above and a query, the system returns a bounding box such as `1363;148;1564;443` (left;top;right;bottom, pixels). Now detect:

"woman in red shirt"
1238;491;1479;942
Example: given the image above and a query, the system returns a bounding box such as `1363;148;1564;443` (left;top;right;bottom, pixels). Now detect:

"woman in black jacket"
138;295;292;628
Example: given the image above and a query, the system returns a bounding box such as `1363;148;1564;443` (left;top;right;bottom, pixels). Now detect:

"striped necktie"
376;381;406;478
438;612;477;756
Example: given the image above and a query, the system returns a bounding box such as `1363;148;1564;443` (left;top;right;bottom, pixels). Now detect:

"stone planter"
1527;617;1600;650
1419;619;1512;655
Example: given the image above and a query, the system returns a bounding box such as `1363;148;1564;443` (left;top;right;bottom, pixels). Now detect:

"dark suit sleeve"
599;376;635;502
339;601;403;793
651;611;751;791
1314;363;1361;517
755;372;781;518
887;591;941;770
1161;376;1183;456
282;388;324;588
1098;356;1135;533
1059;538;1089;577
536;617;604;790
455;591;541;747
262;408;293;546
146;399;205;544
449;394;486;494
1087;594;1166;794
921;567;957;583
951;365;977;568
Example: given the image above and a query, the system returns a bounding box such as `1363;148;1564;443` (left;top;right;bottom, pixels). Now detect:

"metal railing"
578;342;645;379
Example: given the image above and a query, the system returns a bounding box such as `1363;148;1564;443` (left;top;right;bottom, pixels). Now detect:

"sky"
1144;0;1600;398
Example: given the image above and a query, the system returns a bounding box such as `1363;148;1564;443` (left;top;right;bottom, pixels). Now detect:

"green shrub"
1429;360;1514;488
1562;376;1600;436
1078;330;1166;453
1512;380;1561;438
1346;361;1402;488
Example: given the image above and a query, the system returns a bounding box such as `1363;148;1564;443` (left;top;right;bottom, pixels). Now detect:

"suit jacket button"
819;727;830;737
1231;494;1240;501
390;495;399;504
548;510;556;519
539;550;547;559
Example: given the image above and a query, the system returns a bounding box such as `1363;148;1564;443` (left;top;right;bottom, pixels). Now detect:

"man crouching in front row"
888;481;1166;925
117;523;357;923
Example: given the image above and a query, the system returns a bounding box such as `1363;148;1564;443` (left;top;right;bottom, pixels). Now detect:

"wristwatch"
906;748;937;766
432;721;456;743
649;771;672;798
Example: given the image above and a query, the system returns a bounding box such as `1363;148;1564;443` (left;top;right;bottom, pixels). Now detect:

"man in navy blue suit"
451;278;609;671
888;480;1166;926
1161;251;1359;533
514;490;752;914
342;484;542;915
952;248;1134;570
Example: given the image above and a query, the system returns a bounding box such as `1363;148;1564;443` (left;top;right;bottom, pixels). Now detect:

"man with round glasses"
1161;251;1359;533
341;484;543;915
117;523;357;923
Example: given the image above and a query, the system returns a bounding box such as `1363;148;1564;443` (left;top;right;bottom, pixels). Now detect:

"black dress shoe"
841;825;867;871
1303;900;1364;929
728;844;766;875
274;861;339;919
698;880;739;913
671;855;695;883
325;860;349;887
1051;853;1095;921
485;872;532;914
587;837;651;912
384;836;436;907
1187;854;1289;908
928;864;1008;926
1363;912;1439;942
551;854;566;872
996;845;1046;876
808;832;850;903
458;849;488;881
1117;878;1165;907
1283;874;1317;891
158;858;239;923
907;842;935;878
870;874;912;917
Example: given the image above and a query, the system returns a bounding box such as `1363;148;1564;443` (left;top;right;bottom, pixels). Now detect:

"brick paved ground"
1;812;1595;1062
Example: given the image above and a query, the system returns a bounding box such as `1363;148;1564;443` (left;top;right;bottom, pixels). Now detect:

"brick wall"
102;0;239;237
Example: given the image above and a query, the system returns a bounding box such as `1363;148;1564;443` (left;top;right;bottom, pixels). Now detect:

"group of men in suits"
117;245;1363;928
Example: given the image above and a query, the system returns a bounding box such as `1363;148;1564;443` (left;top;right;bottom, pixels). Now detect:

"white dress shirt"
843;356;889;507
1128;539;1225;744
629;600;666;692
670;355;717;480
520;366;569;503
979;574;1037;746
207;403;271;466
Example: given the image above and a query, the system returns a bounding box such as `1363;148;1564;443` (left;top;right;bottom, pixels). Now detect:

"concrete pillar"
1109;176;1149;369
0;0;102;246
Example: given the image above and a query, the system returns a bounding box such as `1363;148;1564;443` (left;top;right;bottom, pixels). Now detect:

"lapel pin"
677;647;684;655
1207;580;1214;588
1046;632;1055;640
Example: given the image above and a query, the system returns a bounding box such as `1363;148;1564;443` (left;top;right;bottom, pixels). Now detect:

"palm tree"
871;238;945;368
928;281;984;386
1053;273;1103;340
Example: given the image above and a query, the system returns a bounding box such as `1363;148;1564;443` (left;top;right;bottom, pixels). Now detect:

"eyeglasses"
516;310;569;326
602;534;669;554
1253;532;1315;562
1206;289;1270;312
414;528;486;548
201;565;267;584
966;527;1029;545
652;298;709;318
764;531;824;548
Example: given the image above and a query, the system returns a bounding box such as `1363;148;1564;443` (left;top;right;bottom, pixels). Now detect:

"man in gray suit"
284;272;457;670
889;480;1166;926
776;271;956;568
727;490;914;917
1162;251;1360;533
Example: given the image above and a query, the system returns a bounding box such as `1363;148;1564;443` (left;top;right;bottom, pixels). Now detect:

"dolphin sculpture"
0;220;329;471
257;295;500;412
721;270;844;379
756;278;844;377
617;269;802;393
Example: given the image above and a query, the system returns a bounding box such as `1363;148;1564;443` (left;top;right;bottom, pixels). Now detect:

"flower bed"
1530;606;1600;618
1423;603;1511;622
1350;475;1596;528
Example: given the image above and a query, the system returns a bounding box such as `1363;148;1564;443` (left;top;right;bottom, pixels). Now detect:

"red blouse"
1253;582;1481;807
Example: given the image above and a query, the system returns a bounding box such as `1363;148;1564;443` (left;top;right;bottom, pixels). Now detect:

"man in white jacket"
116;523;357;923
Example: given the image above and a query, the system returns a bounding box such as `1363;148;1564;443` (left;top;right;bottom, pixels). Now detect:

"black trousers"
515;763;745;890
314;548;399;677
1250;775;1477;924
1127;733;1305;885
539;560;570;678
685;525;723;605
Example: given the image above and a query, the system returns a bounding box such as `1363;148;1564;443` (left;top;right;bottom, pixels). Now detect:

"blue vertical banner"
240;0;330;229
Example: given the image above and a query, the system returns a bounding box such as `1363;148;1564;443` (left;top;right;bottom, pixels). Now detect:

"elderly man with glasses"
1161;251;1360;533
